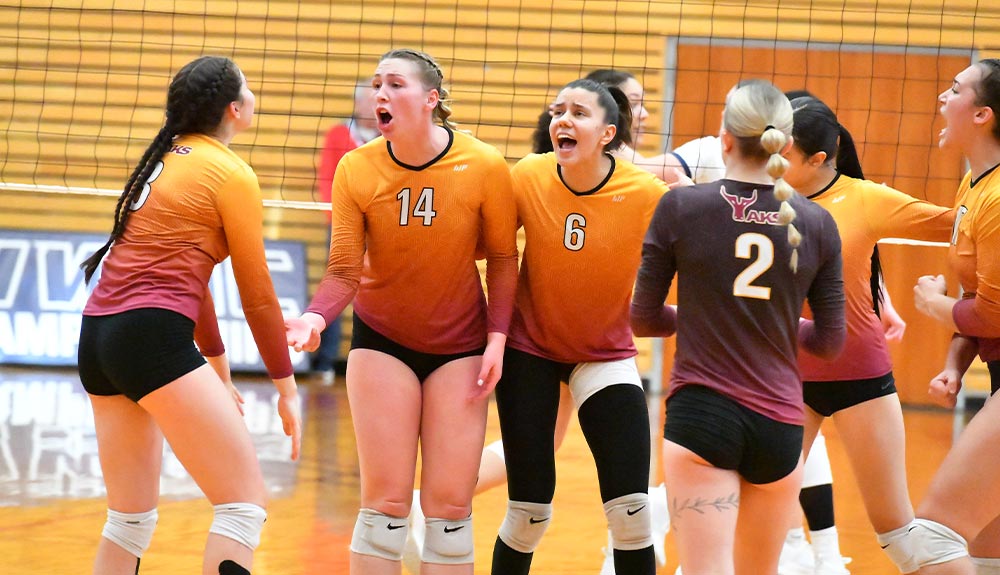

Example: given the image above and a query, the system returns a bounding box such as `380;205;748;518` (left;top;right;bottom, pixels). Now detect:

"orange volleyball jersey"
950;166;1000;359
508;153;669;363
307;129;518;354
798;175;954;381
84;133;292;378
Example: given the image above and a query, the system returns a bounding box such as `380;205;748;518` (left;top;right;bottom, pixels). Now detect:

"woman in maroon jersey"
631;79;846;575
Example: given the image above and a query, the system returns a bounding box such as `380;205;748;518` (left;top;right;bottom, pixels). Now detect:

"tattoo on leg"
670;492;740;524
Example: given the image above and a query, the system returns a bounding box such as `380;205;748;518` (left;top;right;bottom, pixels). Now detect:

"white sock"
787;526;806;544
810;526;844;563
972;556;1000;574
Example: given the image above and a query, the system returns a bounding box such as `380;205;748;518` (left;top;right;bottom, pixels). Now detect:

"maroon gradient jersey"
632;180;846;424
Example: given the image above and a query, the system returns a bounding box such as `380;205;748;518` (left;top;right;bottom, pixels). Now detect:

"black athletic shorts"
78;308;206;402
664;384;803;485
350;314;484;382
803;371;896;417
987;361;1000;395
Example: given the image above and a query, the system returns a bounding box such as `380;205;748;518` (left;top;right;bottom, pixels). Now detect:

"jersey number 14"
397;187;437;226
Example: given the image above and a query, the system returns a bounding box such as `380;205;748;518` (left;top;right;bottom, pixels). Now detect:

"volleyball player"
489;78;668;575
77;56;302;575
782;95;954;575
907;58;1000;575
285;48;519;575
631;80;846;575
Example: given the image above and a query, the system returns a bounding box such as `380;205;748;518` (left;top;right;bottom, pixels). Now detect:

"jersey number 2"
733;232;773;300
397;187;437;226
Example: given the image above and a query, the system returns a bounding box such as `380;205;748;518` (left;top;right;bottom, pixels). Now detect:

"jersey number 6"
564;213;586;251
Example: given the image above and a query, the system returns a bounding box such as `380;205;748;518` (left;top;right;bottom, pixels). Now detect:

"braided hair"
80;56;243;283
723;80;800;271
379;49;457;130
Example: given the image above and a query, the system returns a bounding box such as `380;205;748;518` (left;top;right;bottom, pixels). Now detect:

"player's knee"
209;503;267;550
102;508;158;557
877;518;968;573
498;500;552;553
350;508;409;561
423;516;474;564
604;492;654;551
971;556;1000;574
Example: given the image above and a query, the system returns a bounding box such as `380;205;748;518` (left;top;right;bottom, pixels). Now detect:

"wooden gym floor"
0;365;970;574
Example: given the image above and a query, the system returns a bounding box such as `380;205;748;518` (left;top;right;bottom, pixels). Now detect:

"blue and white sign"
0;228;309;371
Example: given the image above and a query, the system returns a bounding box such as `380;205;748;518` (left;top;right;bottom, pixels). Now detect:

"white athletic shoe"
814;557;851;575
649;483;671;566
401;490;425;575
599;531;616;575
777;531;815;575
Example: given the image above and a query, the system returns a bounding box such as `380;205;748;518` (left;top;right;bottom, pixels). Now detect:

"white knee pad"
877;519;968;573
209;503;267;550
484;439;506;464
972;556;1000;574
423;516;474;565
604;492;654;551
498;500;553;553
102;508;158;557
802;431;833;488
350;508;409;561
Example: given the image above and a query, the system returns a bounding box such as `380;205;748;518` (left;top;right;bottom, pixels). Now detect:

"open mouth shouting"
377;107;393;130
555;134;577;152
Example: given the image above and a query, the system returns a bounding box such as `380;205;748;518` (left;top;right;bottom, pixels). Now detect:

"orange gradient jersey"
84;134;292;379
951;166;1000;360
798;175;954;381
307;129;518;354
508;153;669;363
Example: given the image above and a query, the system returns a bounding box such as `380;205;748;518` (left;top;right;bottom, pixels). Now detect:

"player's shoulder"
512;152;554;175
451;130;503;159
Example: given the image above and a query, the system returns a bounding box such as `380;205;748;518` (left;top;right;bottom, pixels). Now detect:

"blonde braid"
761;125;800;272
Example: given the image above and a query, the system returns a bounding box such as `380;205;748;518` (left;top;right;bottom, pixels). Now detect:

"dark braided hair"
81;56;243;283
379;48;457;130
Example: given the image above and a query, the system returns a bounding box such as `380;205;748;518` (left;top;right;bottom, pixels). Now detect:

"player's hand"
667;168;694;190
223;380;245;416
928;369;962;409
470;333;506;400
881;307;907;342
913;274;947;314
286;313;324;353
275;386;302;461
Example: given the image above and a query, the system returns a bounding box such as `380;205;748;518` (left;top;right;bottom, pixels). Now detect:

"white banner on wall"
0;228;309;372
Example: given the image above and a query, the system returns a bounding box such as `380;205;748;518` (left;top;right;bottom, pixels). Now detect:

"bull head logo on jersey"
720;186;780;225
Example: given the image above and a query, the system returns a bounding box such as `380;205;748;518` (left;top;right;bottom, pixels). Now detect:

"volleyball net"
2;1;996;388
3;1;993;210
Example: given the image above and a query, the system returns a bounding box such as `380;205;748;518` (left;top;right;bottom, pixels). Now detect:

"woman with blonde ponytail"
630;79;846;575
